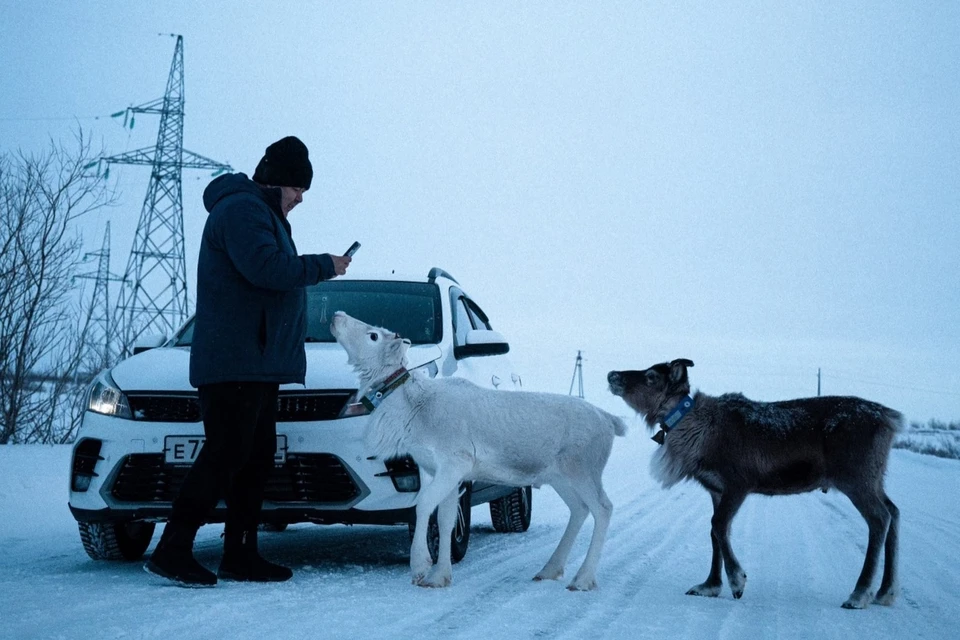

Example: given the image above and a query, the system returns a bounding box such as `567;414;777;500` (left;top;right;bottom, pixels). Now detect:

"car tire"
258;522;288;532
489;486;532;533
78;521;156;561
409;482;472;564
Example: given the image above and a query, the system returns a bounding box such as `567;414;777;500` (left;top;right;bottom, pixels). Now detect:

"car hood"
110;343;444;392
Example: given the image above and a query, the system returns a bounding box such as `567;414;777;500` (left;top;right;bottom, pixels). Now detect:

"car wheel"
490;486;532;533
258;522;288;532
409;482;472;564
78;521;156;561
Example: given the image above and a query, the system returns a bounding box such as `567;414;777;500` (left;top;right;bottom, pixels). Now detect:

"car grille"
128;394;201;422
125;391;356;423
110;453;361;504
277;392;354;421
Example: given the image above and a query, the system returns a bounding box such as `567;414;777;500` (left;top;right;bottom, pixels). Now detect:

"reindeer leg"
841;488;892;609
687;490;724;597
566;475;613;591
694;489;748;599
420;487;459;588
716;490;748;598
874;493;900;605
410;465;463;587
534;480;588;583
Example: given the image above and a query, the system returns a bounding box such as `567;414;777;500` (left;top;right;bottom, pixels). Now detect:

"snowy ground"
1;424;958;640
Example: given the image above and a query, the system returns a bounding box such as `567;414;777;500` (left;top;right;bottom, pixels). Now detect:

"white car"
69;268;532;564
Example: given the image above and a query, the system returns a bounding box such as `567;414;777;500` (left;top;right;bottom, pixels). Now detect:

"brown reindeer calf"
607;359;900;609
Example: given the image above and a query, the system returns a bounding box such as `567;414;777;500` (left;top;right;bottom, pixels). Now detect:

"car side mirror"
454;329;510;360
133;333;168;355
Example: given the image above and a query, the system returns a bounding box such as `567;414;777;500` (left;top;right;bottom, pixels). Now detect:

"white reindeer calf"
330;311;626;590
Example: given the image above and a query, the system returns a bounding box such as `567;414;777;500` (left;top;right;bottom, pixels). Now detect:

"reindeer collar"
360;367;411;412
652;395;695;445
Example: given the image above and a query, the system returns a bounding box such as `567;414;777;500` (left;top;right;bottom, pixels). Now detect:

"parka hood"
203;172;281;214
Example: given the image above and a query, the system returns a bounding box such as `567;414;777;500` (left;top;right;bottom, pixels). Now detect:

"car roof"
328;267;459;286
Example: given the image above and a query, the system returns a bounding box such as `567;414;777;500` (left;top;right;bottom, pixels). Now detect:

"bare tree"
0;131;112;444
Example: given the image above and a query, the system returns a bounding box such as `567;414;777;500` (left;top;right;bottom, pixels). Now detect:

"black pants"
170;382;279;532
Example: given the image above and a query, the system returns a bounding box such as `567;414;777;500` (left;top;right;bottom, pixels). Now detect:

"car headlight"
86;370;133;419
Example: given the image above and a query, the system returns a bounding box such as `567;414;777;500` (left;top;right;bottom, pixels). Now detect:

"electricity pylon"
74;222;123;373
569;350;584;398
103;35;231;358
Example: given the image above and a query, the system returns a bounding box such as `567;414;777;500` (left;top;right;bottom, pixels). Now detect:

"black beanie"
252;136;313;190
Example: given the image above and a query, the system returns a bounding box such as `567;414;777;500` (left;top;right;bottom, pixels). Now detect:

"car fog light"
391;474;421;493
377;455;421;492
71;438;103;492
72;475;93;492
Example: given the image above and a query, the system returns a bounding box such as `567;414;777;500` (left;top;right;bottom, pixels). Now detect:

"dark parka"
189;173;335;387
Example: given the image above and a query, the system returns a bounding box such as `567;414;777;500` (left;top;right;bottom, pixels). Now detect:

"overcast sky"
2;1;958;422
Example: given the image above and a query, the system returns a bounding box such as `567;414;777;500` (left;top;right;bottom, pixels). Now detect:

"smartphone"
345;241;361;257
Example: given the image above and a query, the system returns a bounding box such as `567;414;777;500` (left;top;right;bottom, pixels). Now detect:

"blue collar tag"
662;395;695;431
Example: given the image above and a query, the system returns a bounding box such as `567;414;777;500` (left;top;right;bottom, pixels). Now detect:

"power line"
821;372;960;398
681;361;959;399
0;114;119;122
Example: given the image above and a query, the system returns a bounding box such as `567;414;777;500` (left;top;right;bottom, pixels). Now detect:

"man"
145;136;351;586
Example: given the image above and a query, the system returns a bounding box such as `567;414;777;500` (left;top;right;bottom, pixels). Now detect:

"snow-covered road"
1;425;957;639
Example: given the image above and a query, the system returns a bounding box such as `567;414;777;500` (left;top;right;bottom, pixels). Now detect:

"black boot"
144;521;217;587
218;527;293;582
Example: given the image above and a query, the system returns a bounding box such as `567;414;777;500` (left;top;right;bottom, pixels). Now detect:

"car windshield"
172;280;442;346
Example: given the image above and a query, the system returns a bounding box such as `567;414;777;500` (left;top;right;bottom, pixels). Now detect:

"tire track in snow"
378;497;592;638
552;483;715;639
605;482;742;640
696;479;953;640
715;493;855;638
485;481;709;639
377;477;699;639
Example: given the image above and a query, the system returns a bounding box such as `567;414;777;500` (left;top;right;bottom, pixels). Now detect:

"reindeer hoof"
411;566;432;586
417;577;452;589
728;570;747;599
686;583;722;598
414;566;452;588
842;590;873;609
533;567;563;582
566;578;598;591
873;590;897;606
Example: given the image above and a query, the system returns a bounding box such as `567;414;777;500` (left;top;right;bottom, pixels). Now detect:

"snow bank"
1;429;958;639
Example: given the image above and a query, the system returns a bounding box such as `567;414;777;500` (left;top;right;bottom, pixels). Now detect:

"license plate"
164;435;288;465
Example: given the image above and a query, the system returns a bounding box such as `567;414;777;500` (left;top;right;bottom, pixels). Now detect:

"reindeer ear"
669;358;693;383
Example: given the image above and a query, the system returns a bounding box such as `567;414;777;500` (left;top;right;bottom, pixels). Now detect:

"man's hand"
330;255;351;277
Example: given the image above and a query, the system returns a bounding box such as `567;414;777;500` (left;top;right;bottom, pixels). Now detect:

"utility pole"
817;368;821;396
74;222;123;372
569;350;584;399
103;35;231;358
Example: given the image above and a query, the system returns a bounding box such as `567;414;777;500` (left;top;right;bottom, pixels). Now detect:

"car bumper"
68;410;422;525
